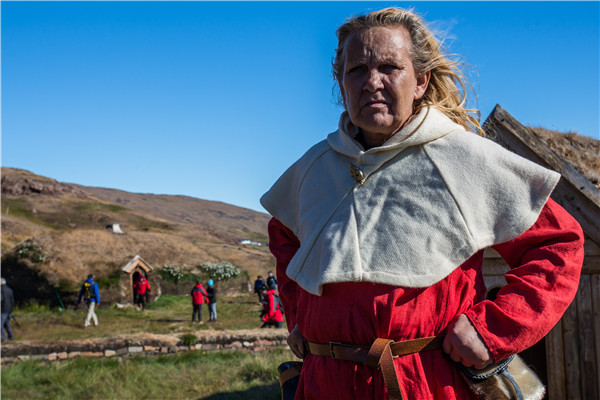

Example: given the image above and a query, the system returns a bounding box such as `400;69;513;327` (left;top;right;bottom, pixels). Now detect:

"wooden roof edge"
121;255;154;273
483;104;600;244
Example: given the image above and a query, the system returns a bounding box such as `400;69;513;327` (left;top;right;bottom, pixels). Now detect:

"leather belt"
307;336;444;400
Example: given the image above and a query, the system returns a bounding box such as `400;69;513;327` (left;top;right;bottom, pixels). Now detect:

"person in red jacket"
133;275;150;311
261;287;284;329
191;281;208;324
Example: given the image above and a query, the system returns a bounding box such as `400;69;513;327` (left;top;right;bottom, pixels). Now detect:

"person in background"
1;277;15;341
206;279;217;322
254;275;266;303
77;274;100;328
261;285;283;329
133;275;150;310
261;7;584;399
266;271;278;291
191;280;208;324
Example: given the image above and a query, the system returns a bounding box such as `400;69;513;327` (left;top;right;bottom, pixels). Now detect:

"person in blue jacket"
77;274;100;328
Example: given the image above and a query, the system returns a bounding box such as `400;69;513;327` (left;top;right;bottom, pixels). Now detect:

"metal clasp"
349;164;365;185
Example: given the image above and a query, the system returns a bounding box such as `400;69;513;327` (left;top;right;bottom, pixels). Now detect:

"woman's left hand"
443;314;492;369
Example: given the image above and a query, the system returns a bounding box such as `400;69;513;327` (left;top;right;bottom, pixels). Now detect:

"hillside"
1;167;274;301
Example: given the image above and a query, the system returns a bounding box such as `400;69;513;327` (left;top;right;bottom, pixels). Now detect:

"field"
9;292;272;341
1;292;295;400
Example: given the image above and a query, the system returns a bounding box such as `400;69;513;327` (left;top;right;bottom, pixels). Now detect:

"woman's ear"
414;71;431;100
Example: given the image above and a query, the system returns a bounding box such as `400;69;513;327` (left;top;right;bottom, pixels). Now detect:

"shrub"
157;264;185;284
179;333;197;346
199;261;240;282
15;240;47;263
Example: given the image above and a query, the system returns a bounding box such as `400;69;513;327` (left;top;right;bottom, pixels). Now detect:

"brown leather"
307;336;443;362
307;336;444;400
367;338;403;400
279;363;303;387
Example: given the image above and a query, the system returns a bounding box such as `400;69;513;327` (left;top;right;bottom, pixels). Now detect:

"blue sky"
2;1;598;212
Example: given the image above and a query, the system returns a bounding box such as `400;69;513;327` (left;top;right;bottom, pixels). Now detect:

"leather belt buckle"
329;341;354;359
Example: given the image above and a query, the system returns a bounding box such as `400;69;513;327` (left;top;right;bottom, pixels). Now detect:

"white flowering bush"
16;240;47;263
199;261;240;281
157;264;185;284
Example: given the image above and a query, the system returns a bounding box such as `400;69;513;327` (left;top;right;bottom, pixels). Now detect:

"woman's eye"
380;64;399;72
348;65;366;74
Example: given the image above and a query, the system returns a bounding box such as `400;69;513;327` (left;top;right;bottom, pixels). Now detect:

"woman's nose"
364;69;384;92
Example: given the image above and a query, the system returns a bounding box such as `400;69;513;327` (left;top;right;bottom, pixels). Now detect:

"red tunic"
268;198;583;399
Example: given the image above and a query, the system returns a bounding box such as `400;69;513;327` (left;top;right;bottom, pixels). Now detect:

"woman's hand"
287;323;308;359
443;314;492;369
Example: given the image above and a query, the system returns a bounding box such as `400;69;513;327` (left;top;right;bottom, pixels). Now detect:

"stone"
68;352;81;359
17;355;30;361
144;346;158;352
242;341;252;348
116;348;128;356
57;352;68;360
160;347;169;354
105;350;116;357
128;346;143;354
48;353;58;361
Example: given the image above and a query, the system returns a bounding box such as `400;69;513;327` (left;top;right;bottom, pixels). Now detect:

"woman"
261;7;583;400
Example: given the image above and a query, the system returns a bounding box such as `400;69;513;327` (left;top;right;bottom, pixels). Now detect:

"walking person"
133;275;150;310
77;274;100;328
253;275;266;303
261;7;584;399
206;279;217;322
1;277;15;341
191;280;208;324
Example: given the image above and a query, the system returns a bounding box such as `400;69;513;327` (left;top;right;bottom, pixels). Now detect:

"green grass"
1;347;291;399
11;292;272;341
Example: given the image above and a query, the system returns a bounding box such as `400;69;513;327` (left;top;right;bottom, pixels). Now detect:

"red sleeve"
464;198;584;361
268;217;301;332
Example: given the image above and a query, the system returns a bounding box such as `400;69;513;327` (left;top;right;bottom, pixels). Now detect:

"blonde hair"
333;7;483;136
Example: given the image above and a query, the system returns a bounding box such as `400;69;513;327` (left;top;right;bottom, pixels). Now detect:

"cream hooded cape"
261;107;560;296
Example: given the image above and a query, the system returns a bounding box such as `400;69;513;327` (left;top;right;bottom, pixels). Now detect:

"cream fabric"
261;107;560;295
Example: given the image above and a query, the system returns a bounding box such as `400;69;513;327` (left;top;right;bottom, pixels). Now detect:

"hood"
327;107;462;167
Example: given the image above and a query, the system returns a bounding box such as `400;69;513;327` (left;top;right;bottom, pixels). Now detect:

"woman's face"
340;27;429;143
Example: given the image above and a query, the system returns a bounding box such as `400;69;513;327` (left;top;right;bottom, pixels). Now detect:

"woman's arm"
464;198;584;362
267;217;301;331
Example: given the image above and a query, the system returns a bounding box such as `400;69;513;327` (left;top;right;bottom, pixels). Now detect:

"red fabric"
262;289;284;323
133;278;150;295
268;198;583;400
192;284;208;305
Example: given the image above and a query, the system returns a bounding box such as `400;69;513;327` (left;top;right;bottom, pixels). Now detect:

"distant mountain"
1;167;273;297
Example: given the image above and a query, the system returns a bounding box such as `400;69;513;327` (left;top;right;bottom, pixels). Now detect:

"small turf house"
120;255;161;303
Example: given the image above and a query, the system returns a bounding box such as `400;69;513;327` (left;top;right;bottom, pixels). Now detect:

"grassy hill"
1;167;274;304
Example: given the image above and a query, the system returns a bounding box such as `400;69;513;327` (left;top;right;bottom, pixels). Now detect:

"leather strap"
307;336;443;362
307;336;444;400
279;363;303;387
367;338;403;400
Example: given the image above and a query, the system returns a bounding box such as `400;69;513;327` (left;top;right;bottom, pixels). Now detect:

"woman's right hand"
287;323;308;359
